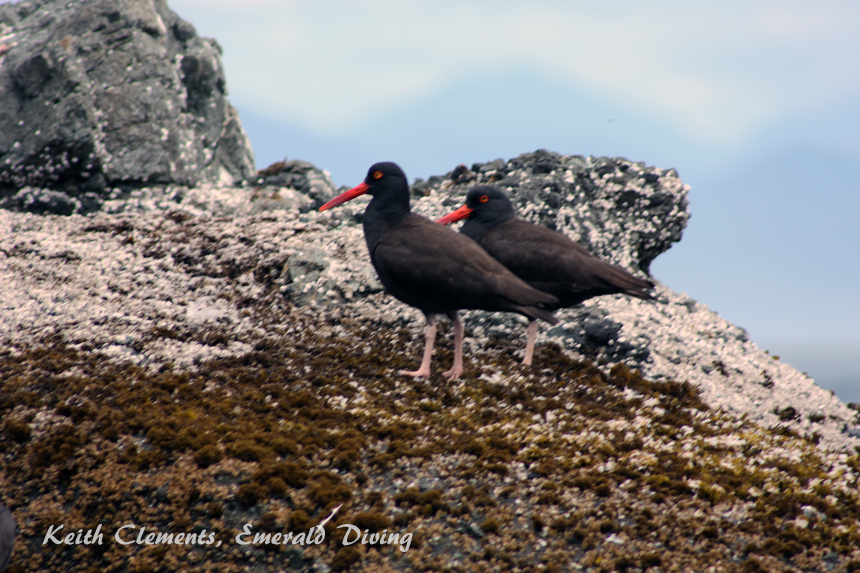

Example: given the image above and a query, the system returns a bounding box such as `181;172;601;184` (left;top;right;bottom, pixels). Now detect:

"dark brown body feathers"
479;218;653;310
371;214;557;324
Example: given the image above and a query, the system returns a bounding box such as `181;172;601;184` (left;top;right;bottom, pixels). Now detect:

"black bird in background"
320;163;557;379
438;185;654;365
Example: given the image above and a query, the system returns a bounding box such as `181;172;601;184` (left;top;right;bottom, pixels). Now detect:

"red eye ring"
479;195;489;203
372;170;383;180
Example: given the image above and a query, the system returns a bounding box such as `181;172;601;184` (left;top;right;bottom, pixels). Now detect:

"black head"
319;161;409;213
464;186;516;227
362;161;407;192
436;185;516;243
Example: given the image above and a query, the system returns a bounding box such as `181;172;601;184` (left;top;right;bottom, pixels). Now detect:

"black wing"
371;214;556;321
481;219;653;307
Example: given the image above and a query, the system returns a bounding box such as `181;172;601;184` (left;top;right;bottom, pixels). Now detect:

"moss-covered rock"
2;314;859;571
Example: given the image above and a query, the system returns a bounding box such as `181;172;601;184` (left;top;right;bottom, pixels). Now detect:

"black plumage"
320;163;557;379
438;185;653;364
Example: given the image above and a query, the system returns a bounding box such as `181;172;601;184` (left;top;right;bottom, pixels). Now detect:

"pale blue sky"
170;0;859;401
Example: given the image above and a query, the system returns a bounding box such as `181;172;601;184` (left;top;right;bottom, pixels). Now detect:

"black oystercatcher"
438;185;654;365
319;163;558;379
0;502;15;572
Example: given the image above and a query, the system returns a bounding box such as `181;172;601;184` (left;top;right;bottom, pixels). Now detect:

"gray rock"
285;246;332;307
460;522;485;539
0;0;256;213
843;426;860;439
2;186;101;215
249;159;339;210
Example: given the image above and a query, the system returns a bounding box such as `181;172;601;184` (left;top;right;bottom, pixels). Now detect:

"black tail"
514;305;558;325
599;263;655;302
624;279;656;301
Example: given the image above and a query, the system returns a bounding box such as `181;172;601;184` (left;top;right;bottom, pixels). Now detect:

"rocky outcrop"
2;6;859;571
3;150;860;572
1;149;857;451
0;0;256;214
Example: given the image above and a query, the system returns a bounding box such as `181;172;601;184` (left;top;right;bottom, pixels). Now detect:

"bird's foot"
442;366;462;380
399;368;431;379
521;356;533;367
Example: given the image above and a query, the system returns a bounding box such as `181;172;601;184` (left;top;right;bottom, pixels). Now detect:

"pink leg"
400;314;436;378
522;319;538;366
442;312;464;380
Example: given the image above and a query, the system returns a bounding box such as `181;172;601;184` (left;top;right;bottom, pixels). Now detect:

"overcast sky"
169;0;860;401
173;1;859;145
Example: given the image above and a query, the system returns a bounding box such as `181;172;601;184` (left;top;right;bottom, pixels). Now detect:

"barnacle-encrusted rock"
0;0;256;213
1;149;856;453
1;148;859;572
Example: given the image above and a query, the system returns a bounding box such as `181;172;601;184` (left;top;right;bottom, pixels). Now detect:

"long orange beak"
436;204;473;225
319;182;370;211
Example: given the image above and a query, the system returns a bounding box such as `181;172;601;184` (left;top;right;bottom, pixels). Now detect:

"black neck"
460;208;514;243
363;192;410;250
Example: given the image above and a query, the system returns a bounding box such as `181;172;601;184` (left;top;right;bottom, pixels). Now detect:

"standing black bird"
319;163;557;379
438;185;654;365
0;502;15;572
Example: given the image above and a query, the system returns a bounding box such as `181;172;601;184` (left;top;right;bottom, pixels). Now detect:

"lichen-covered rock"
0;0;256;213
248;159;340;211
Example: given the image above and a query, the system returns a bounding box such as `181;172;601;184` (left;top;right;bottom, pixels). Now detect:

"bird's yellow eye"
372;170;383;180
479;195;489;203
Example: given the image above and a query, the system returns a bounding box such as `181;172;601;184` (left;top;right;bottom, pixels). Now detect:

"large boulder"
0;0;256;214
